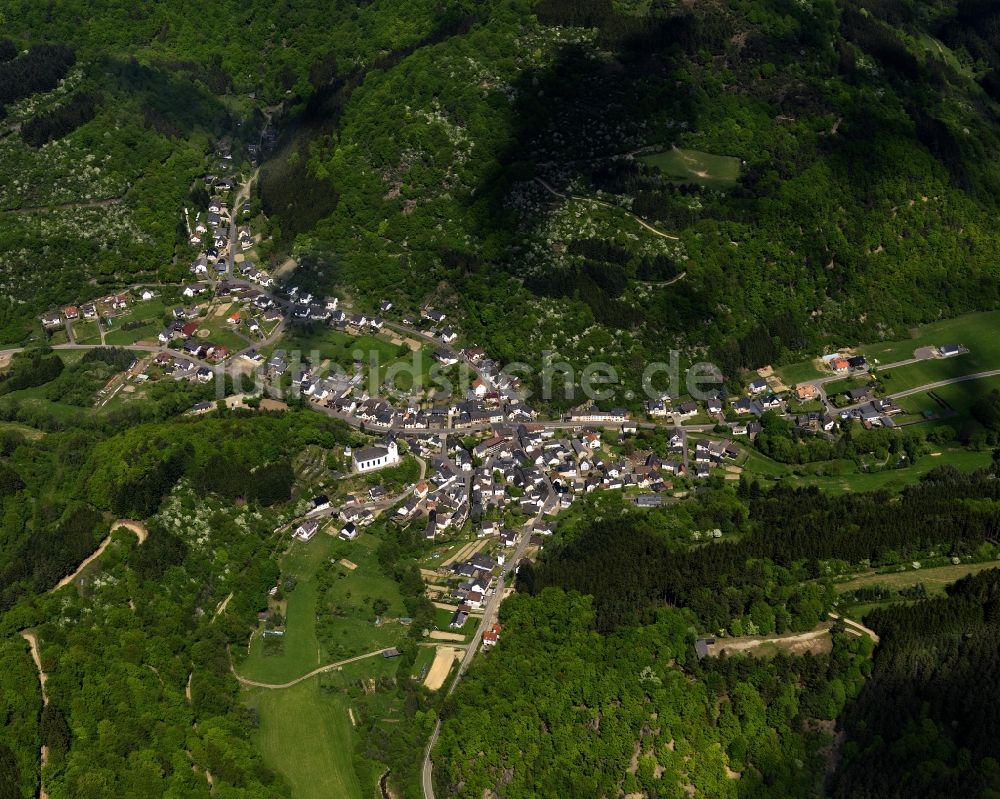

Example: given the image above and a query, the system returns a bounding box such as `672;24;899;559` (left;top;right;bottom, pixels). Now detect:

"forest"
521;463;1000;634
435;588;874;798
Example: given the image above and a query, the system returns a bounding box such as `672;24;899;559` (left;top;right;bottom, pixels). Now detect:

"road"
421;500;551;799
837;368;1000;414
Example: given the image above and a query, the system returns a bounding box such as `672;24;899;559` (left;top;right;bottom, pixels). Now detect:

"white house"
294;520;320;541
351;441;400;473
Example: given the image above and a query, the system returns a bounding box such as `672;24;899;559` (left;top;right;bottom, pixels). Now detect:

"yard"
639;146;741;189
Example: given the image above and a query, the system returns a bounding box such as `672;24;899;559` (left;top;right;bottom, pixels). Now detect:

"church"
351;439;400;473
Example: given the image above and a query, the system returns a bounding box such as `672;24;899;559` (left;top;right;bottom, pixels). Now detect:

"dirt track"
708;626;832;657
51;519;148;591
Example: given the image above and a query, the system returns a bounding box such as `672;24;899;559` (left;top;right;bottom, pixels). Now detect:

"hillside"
1;1;999;402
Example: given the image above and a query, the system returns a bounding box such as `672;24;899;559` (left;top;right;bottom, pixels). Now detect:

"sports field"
640;146;741;189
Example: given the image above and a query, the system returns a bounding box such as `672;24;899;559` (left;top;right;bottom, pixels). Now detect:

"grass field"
246;680;362;799
198;315;248;351
103;298;168;345
238;531;406;683
823;375;873;398
775;310;1000;391
774;359;826;386
71;319;102;344
282;327;434;393
897;374;1000;422
835;560;1000;595
640;146;741;189
739;444;993;493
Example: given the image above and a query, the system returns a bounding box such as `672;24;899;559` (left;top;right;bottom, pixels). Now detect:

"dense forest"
521;464;1000;633
833;568;1000;797
435;588;874;798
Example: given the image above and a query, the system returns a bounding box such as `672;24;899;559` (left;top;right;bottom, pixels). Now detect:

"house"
380;300;393;312
847;355;868;370
646;399;667;417
433;349;458;366
482;623;502;648
82;303;98;319
635;494;664;508
63;305;79;320
748;378;768;394
339;522;359;541
41;312;63;328
830;357;850;374
312;495;331;512
440;326;458;344
795;384;819;402
423;309;446;324
449;610;469;629
352;441;401;473
846;385;874;403
938;344;963;358
227;311;241;325
294;520;320;542
694;638;715;659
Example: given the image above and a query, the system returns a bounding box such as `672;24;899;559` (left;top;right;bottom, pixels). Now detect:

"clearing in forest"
639;146;741;189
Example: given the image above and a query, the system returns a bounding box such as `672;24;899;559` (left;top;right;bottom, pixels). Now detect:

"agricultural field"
639;146;741;189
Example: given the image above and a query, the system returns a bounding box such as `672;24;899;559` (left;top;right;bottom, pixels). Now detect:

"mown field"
775;310;1000;391
835;560;1000;595
739;444;994;494
245;680;362;799
639;146;741;189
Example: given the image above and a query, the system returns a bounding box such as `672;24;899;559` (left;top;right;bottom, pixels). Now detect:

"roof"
353;445;389;462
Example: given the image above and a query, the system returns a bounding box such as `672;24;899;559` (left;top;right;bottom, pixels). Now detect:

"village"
28;144;982;681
